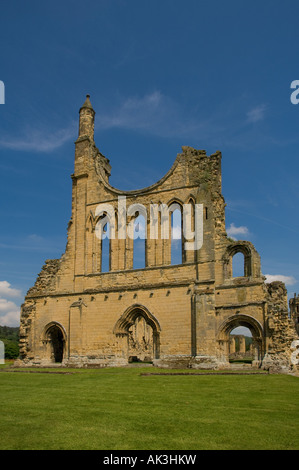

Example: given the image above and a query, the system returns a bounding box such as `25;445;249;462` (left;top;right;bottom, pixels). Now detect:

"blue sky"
0;0;298;326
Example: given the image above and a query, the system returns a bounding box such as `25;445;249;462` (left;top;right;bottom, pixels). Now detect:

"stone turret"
74;94;96;177
78;94;95;140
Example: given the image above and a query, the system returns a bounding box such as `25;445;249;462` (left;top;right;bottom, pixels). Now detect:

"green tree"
3;340;19;359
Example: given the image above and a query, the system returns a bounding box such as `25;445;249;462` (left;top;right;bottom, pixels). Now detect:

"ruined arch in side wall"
223;243;254;279
113;305;161;362
41;322;67;364
217;314;265;367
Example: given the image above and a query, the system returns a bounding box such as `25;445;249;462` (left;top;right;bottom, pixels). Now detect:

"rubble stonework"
26;259;61;296
290;293;299;336
17;95;298;374
262;282;298;373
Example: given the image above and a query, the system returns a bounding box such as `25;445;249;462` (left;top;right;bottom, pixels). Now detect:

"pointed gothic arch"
42;322;67;363
160;199;184;265
114;305;161;361
184;196;196;263
95;211;114;272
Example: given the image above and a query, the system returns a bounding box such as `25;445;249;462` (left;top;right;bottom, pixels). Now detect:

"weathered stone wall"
17;95;297;374
27;259;61;296
262;282;298;373
290;293;299;336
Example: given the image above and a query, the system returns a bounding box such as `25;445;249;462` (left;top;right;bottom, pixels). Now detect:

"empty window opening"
232;252;245;277
101;222;110;272
171;209;182;265
133;215;146;269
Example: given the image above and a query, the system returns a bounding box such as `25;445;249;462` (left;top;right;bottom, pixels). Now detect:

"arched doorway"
43;323;66;363
229;326;253;364
218;314;264;367
113;305;161;363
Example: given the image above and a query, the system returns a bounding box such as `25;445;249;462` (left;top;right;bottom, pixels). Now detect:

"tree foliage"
0;326;19;359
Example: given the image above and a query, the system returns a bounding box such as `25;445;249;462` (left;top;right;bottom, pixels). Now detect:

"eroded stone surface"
17;96;298;374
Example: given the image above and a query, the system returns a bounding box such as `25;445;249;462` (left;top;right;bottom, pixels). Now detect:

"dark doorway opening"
49;326;64;363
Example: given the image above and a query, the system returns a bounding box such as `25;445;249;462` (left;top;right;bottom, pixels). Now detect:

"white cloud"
0;298;19;312
265;274;297;286
226;223;249;240
27;234;44;243
0;309;20;327
97;91;167;132
0;281;22;298
133;217;146;239
0;298;20;327
246;104;267;123
0;122;76;153
172;225;182;240
96;91;218;140
0;281;22;327
96;92;272;144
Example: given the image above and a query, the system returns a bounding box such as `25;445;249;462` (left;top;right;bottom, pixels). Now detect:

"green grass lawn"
0;366;298;450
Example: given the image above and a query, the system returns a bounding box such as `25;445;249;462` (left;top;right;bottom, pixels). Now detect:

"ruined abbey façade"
17;95;299;373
